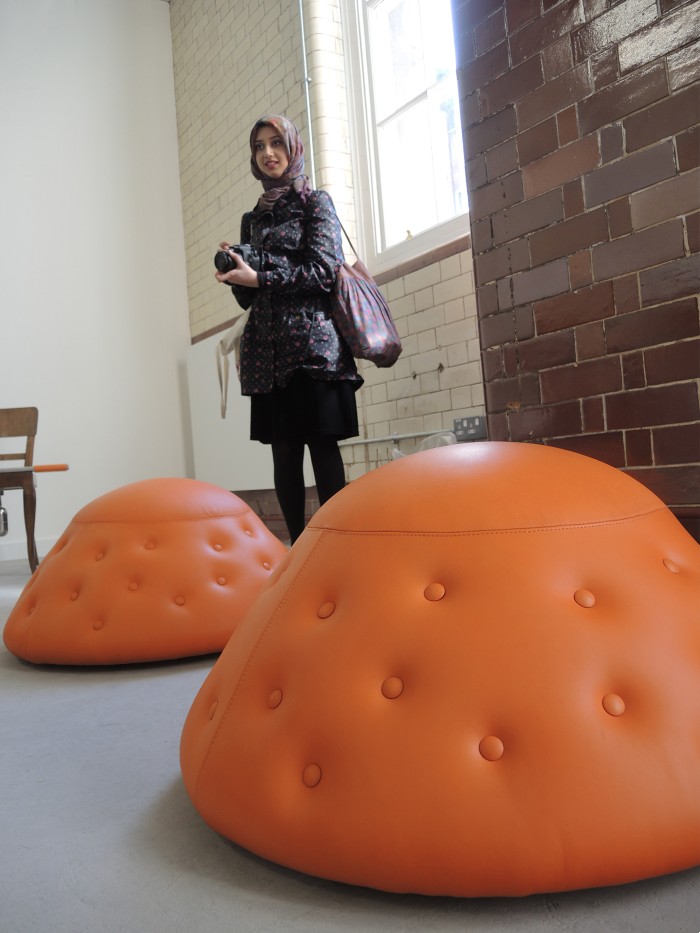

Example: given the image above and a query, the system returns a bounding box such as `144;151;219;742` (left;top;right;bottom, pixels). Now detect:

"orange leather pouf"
3;478;287;665
180;442;700;897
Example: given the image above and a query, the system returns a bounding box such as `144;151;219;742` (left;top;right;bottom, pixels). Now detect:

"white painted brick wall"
169;0;485;481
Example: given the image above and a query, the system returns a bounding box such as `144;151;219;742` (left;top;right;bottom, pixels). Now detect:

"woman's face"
254;125;290;179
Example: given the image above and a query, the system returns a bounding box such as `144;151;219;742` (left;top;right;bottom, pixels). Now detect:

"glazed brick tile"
480;309;516;348
547;433;627;468
625;464;700;506
570;250;594;289
626;429;653;466
503;344;519;377
523;134;600;199
654;422;700;465
582;395;606;433
507;400;582;441
454;17;476;67
687;210;700;253
517;330;577;374
534;282;615;334
480;55;543;118
624;84;700;153
600;124;624;163
460;90;481;129
613;274;641;313
458;0;503;29
485;138;519;181
572;0;658;63
564;179;586;217
540;356;622;403
530;207;608;266
668;38;700;91
516;64;592;132
505;0;539;33
591;47;620;91
497;276;514;309
488;411;509;440
469;171;524;222
618;3;700;72
459;41;510;96
477;282;499;316
474;9;506;55
514;304;536;340
676;127;700;172
640;253;700;305
517;118;559;166
542;35;575;81
471;217;493;253
463;105;517;158
584;0;608;19
630;167;700;230
660;0;699;12
557;106;579;145
485;373;540;412
622;351;646;389
474;237;530;285
481;345;504;381
577;320;606;361
607;297;700;354
583;140;676;208
467;153;488;190
592;218;685;280
606;383;700;429
607;197;633;238
491;189;564;245
511;257;570;305
645;336;700;385
577;61;667;136
510;0;585;66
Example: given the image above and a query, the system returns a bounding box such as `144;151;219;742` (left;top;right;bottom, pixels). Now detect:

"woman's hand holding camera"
215;242;259;288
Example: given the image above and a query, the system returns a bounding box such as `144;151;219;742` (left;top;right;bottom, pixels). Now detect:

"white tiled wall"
169;0;485;484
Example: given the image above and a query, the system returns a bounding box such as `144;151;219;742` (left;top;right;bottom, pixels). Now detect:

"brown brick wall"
454;0;700;526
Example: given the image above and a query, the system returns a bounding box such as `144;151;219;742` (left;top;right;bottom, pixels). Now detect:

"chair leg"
22;479;39;572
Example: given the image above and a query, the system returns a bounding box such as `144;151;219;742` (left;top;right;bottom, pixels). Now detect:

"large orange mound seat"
180;442;700;897
3;477;287;665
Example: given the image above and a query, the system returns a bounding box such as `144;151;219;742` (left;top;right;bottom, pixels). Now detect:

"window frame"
339;0;469;277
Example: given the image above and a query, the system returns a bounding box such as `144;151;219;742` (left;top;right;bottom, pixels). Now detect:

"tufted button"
479;736;505;761
93;619;104;631
268;689;283;709
317;601;336;619
70;591;79;601
262;561;272;570
144;540;156;550
27;603;35;615
208;701;218;720
216;577;227;586
95;551;104;561
302;763;322;788
213;543;223;551
381;676;404;699
602;693;625;716
663;558;680;574
128;581;139;592
424;583;446;601
174;596;186;606
574;589;596;608
244;529;253;537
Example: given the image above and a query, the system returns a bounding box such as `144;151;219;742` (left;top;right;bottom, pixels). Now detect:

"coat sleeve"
259;190;343;294
230;212;257;310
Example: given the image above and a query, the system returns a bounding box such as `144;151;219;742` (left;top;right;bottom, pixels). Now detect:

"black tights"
271;439;346;544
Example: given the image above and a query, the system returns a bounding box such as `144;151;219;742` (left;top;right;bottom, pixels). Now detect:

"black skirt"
250;370;360;444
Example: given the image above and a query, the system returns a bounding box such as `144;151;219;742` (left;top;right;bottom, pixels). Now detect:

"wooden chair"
0;407;67;572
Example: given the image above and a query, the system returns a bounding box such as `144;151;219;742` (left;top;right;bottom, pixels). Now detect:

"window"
341;0;468;273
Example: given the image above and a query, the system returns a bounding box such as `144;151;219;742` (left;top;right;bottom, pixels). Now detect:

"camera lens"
214;249;234;273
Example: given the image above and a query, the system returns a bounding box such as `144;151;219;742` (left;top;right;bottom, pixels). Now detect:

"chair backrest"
0;407;38;467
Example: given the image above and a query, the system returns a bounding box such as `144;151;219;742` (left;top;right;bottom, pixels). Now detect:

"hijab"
249;114;313;211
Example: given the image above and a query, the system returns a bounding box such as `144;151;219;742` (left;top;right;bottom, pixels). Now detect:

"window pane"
367;0;424;122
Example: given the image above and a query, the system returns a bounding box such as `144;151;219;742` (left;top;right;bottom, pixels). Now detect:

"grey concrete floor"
1;558;699;933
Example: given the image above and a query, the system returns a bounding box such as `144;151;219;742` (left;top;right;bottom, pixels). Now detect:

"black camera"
214;243;260;275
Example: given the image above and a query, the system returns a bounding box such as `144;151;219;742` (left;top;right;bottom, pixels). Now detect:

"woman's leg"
271;440;306;543
308;438;346;505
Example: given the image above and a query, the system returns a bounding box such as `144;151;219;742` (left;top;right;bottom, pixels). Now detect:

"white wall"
0;0;193;563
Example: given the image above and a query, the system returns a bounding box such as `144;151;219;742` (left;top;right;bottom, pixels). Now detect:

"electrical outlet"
453;416;487;442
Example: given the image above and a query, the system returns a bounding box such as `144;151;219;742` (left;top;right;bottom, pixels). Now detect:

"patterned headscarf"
249;114;313;210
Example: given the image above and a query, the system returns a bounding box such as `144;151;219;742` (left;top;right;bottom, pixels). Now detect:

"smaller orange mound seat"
180;442;700;897
3;477;287;665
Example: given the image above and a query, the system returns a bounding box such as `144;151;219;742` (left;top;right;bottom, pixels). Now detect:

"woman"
215;114;362;544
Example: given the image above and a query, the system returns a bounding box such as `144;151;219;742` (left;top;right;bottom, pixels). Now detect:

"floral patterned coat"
230;188;362;396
